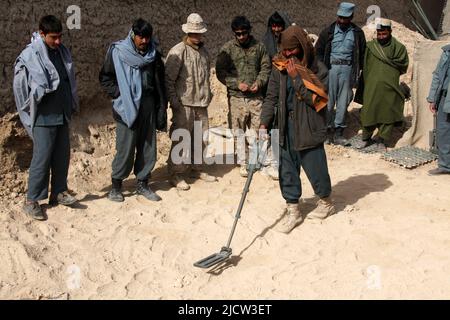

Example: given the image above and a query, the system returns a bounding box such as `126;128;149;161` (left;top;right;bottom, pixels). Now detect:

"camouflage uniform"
216;37;271;166
165;38;212;174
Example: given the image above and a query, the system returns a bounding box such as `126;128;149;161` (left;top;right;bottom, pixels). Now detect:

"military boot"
108;178;124;202
333;128;350;146
136;180;162;202
307;196;336;220
276;203;304;233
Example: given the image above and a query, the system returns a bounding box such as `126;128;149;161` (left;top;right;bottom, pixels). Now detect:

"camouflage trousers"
228;96;277;167
168;105;209;175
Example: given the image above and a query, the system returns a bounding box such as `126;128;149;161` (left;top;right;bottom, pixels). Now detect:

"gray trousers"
27;124;70;201
279;118;332;203
112;100;157;182
437;103;450;171
327;64;354;129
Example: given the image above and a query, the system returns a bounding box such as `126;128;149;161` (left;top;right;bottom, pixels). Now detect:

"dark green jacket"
260;62;329;151
216;37;271;98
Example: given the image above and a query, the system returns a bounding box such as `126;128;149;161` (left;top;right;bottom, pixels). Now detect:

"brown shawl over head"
273;25;328;112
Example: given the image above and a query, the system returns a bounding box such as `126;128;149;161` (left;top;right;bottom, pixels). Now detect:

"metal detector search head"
194;247;232;269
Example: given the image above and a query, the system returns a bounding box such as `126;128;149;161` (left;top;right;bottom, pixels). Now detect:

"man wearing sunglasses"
216;16;271;178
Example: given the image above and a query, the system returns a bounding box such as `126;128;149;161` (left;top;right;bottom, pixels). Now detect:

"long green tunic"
361;37;409;127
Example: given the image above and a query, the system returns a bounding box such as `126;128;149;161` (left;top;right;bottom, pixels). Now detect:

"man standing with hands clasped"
216;16;272;178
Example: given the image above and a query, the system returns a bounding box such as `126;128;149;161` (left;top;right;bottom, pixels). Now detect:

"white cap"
376;18;392;29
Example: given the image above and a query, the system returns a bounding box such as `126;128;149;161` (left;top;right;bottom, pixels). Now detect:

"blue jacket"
427;44;450;114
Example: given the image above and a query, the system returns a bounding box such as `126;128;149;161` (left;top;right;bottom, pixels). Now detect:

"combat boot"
108;178;124;202
276;203;304;233
136;180;162;202
307;196;336;220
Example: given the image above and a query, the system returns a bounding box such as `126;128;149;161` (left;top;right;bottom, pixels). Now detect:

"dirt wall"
0;0;412;114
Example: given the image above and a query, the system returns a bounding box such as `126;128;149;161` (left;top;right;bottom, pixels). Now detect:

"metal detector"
194;139;268;269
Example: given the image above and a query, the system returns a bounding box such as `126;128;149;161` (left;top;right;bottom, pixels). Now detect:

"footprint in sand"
0;240;38;286
124;268;165;298
95;225;156;273
154;209;173;224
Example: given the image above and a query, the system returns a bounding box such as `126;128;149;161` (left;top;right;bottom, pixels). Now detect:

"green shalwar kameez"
361;37;409;141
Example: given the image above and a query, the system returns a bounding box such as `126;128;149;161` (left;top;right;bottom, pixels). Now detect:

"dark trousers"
437;102;450;171
279;118;332;203
27;124;70;201
112;100;157;182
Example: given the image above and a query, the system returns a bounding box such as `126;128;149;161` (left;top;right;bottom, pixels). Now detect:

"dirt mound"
0;114;31;205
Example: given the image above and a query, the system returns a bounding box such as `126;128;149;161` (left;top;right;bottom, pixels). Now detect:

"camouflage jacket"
216;37;271;98
165;38;212;108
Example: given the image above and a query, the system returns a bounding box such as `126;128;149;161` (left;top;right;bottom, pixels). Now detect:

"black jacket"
99;45;168;130
260;62;329;151
315;22;366;88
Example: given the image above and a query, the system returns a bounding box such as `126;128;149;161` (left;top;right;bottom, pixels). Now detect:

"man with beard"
315;2;366;145
216;16;271;178
260;26;336;234
359;19;409;149
99;18;168;202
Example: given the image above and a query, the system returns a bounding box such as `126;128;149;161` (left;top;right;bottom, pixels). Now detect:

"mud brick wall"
0;0;411;114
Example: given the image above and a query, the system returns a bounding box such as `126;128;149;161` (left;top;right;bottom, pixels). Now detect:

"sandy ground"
1;20;450;300
1;143;450;300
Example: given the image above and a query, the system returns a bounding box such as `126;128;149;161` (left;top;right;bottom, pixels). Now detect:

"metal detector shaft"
193;140;265;269
224;165;256;249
